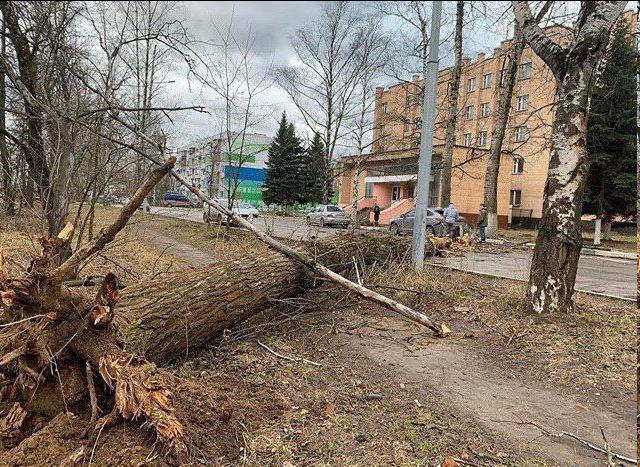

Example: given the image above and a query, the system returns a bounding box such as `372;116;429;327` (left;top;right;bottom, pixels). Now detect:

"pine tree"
263;112;305;207
584;19;637;219
300;132;327;205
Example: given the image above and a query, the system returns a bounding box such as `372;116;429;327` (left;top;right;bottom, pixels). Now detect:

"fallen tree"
115;232;425;363
0;154;444;458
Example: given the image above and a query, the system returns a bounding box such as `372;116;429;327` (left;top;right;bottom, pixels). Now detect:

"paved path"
432;250;636;300
148;206;636;301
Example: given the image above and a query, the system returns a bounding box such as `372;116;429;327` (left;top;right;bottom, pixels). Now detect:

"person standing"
443;203;458;237
477;203;488;244
373;203;381;227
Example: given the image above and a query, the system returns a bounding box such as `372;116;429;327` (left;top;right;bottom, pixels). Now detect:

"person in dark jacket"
373;203;381;227
477;203;488;244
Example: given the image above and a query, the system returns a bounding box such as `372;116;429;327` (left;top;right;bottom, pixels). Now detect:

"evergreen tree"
300;132;328;205
584;19;637;219
263;112;305;207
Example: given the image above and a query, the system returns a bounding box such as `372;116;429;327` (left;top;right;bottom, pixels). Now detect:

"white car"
203;199;259;225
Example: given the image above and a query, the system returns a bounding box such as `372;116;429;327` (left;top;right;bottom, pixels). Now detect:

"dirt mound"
1;373;285;466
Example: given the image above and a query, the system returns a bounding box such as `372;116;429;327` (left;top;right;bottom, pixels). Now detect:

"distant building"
171;133;271;207
338;11;636;226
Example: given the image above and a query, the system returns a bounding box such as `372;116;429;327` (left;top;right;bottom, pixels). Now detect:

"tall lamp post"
412;0;443;270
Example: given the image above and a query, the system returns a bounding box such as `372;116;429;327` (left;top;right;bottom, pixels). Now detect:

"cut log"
115;233;431;363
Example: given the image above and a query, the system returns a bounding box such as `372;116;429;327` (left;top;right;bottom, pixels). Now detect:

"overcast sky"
159;1;537;148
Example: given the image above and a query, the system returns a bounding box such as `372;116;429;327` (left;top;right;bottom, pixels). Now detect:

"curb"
580;248;637;260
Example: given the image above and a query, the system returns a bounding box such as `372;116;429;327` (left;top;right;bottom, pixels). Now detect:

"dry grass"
0;206;192;282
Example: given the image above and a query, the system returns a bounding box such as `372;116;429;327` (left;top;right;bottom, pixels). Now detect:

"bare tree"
513;0;626;313
0;1;80;239
482;1;553;238
0;19;15;216
204;18;272;213
277;1;366;203
347;17;391;227
438;0;464;207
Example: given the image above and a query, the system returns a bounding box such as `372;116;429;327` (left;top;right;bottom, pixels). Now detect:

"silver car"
389;208;468;237
388;209;444;236
204;199;259;225
306;205;350;228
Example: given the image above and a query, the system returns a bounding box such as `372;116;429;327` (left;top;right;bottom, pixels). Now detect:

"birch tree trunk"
438;0;463;207
513;0;626;313
0;22;15;216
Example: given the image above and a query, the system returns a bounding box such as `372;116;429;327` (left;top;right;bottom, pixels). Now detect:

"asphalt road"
148;206;340;239
432;250;636;300
148;206;636;300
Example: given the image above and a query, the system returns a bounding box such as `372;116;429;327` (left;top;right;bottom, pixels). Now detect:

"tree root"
99;354;184;452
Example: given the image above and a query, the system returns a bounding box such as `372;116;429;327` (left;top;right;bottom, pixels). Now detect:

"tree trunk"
350;160;360;227
0;22;15;216
514;0;625;313
438;0;463;207
483;25;525;238
602;220;612;240
523;74;590;313
115;233;423;363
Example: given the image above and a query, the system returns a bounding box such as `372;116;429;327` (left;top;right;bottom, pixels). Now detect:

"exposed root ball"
99;355;185;453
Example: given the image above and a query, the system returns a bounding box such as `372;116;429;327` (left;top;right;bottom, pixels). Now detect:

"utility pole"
412;0;442;270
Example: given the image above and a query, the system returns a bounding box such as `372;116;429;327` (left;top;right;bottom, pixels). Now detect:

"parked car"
388;209;443;236
163;192;195;208
306;205;350;228
203;199;259;225
98;194;119;205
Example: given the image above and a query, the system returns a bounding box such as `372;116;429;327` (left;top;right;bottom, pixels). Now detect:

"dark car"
163;192;195;208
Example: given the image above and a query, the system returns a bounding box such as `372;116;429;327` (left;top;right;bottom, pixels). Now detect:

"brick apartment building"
338;12;635;227
171;133;271;207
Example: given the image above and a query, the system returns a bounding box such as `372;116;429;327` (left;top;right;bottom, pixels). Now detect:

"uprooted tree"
0;151;445;458
512;0;626;314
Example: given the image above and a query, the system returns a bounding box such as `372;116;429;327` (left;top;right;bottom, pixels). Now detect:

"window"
365;182;374;198
513;156;524;174
405;90;411;106
463;133;472;146
404;122;411;134
482;73;492;88
381;102;388;113
479;102;490;118
392;186;401;201
379;124;386;136
406;185;415;199
465;105;474;120
516;94;529;111
499;70;506;86
477;131;488;147
466;77;476;92
513;126;527;142
519;62;533;80
510;189;522;206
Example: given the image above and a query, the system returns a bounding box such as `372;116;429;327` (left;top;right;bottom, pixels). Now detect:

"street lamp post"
412;0;443;271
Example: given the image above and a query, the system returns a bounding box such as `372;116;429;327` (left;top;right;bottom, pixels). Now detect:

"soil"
1;208;635;466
